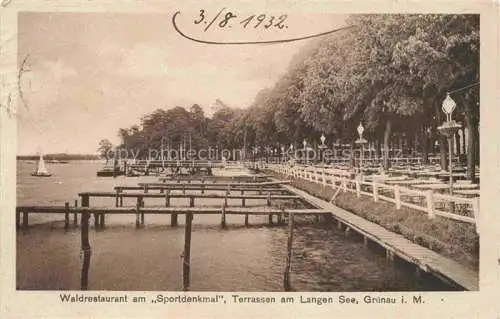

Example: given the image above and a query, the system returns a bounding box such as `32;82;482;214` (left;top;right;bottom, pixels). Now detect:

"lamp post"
161;136;165;168
355;123;368;174
302;139;307;165
319;134;327;165
437;93;462;194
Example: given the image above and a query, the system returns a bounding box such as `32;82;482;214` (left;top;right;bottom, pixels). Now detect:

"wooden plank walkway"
276;180;479;291
141;181;289;187
114;185;288;194
159;175;271;182
16;206;327;215
78;192;300;200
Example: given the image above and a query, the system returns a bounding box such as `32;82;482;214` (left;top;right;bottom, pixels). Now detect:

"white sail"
36;154;49;175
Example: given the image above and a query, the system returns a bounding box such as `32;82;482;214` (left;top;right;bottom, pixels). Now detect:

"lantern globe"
442;93;456;115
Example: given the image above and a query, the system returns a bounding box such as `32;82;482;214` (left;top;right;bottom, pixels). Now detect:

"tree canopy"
111;14;479;178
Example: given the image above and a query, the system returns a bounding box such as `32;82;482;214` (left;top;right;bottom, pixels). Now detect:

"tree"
97;139;113;164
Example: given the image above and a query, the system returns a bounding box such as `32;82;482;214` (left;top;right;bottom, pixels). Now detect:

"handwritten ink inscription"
193;8;288;32
172;11;351;45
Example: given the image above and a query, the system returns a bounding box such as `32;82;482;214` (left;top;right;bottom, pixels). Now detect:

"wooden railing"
262;164;480;234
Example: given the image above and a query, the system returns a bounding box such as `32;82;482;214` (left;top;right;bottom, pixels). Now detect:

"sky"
17;12;347;155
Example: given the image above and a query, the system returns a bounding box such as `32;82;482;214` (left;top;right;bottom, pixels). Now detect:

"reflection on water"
16;161;456;291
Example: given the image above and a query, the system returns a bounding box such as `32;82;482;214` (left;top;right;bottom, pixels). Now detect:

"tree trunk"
474;125;479;166
458;95;478;183
383;119;392;170
376;139;382;160
421;127;429;164
398;135;403;157
465;114;477;182
461;128;466;155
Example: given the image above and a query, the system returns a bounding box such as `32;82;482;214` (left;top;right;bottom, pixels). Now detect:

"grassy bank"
266;170;479;271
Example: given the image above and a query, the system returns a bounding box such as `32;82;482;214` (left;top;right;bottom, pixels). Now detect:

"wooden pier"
15;173;478;291
274;179;479;291
158;175;272;183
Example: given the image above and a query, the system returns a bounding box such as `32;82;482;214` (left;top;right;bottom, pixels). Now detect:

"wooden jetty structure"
127;159;247;176
114;181;290;196
15;172;478;291
158;174;272;183
274;179;479;291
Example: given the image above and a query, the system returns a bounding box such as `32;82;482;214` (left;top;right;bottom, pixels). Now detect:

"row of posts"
19;184;303;291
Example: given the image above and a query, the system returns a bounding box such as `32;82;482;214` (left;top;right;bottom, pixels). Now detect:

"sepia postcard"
0;0;499;318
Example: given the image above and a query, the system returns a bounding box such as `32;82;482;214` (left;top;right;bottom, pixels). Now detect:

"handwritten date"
194;8;288;32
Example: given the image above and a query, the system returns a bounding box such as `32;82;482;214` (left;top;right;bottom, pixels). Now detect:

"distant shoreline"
17;154;100;161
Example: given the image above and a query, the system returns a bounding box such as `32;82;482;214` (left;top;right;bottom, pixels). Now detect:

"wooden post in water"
182;212;193;291
80;211;91;290
268;214;273;225
221;204;227;228
64;202;70;230
283;212;294;291
100;213;105;228
81;194;89;208
244;214;249;226
16;210;20;230
93;213;99;229
266;192;271;207
165;190;171;207
169;188;177;227
201;180;205;194
386;249;395;262
140;196;145;226
115;189;120;207
74;200;78;226
189;196;195;208
135;199;141;228
344;226;351;237
23;211;29;229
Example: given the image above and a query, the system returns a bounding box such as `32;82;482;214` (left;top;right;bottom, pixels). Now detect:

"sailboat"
31;153;51;177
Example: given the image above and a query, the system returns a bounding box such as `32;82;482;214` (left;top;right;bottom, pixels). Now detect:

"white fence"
258;163;480;234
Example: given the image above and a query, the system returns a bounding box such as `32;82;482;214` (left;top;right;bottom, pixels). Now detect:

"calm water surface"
17;161;452;291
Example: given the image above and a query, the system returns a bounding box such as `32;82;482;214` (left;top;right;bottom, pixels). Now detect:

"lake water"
16;161;454;291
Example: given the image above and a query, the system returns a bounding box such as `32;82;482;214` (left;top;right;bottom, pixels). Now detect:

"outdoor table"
365;175;409;182
385;179;441;185
454;189;480;197
412;183;479;190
